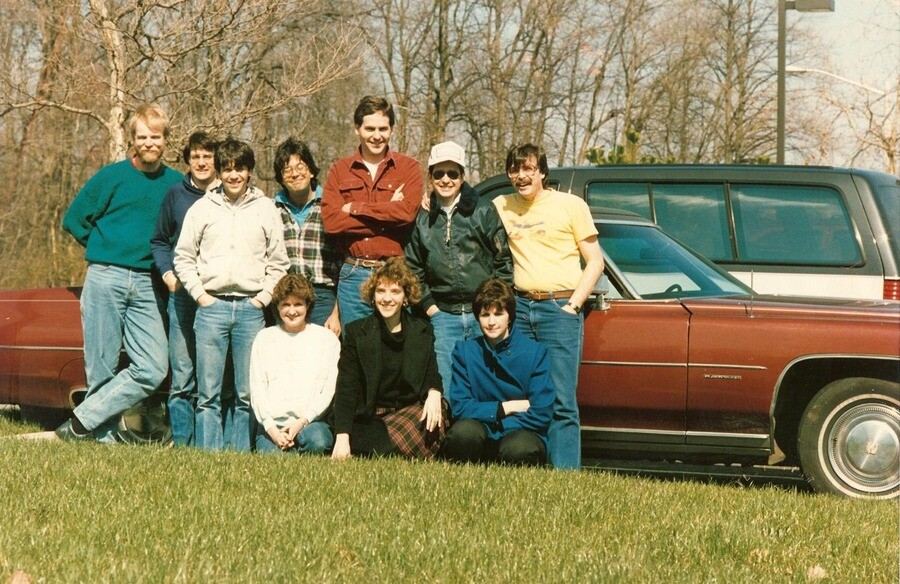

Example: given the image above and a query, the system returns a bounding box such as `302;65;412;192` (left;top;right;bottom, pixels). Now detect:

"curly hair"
472;278;516;317
272;274;316;313
360;257;421;305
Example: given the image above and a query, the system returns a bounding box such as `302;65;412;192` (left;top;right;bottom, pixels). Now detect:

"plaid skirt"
375;400;449;459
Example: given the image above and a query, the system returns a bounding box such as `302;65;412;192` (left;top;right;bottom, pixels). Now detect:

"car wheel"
798;377;899;499
116;397;173;445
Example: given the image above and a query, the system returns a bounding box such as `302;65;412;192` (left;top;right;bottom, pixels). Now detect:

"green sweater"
63;159;181;270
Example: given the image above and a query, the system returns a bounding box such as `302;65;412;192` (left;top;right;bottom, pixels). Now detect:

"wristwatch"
565;302;582;314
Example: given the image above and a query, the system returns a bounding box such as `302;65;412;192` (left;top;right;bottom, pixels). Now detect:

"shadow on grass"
0;405;57;435
585;458;813;495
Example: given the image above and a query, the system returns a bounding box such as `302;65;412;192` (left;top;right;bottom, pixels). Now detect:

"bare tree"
0;0;364;288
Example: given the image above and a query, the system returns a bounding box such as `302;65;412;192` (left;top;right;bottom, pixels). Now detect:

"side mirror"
590;274;611;311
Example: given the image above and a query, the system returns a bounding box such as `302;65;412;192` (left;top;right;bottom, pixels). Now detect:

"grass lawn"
1;414;896;583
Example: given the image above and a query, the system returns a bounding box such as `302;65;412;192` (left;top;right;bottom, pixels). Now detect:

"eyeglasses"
431;169;461;181
282;163;309;177
507;164;540;177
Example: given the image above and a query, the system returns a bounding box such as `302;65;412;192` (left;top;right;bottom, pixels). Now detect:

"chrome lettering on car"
703;374;743;380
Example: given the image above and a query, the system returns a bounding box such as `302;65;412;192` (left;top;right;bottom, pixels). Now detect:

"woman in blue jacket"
443;279;553;466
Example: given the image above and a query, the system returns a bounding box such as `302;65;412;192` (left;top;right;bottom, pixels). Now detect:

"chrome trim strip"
581;426;682;436
582;360;766;370
686;431;768;439
581;426;684;444
686;431;770;447
582;360;685;368
689;363;766;370
0;299;78;303
582;426;771;448
0;345;83;352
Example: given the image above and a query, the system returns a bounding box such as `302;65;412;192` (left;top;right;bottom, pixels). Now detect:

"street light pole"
777;0;787;164
775;0;834;165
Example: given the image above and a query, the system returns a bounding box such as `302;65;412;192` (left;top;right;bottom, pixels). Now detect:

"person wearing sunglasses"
404;141;512;399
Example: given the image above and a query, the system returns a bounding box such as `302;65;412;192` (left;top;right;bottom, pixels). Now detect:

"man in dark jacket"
404;141;512;396
150;131;220;447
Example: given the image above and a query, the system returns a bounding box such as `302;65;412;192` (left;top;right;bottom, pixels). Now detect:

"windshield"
597;222;751;299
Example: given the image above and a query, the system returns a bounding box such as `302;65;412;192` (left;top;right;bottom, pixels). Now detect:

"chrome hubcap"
828;403;900;494
117;400;172;444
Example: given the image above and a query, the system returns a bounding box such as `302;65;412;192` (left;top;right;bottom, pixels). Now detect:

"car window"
730;184;861;265
870;181;899;259
653;183;731;262
586;182;651;218
587;181;732;262
597;222;749;299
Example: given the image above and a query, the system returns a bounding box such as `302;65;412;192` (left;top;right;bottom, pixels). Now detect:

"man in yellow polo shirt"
493;143;604;469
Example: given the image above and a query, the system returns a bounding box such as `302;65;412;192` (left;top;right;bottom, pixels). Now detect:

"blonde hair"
127;103;170;140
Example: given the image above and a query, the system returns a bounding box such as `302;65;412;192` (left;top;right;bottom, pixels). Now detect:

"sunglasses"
431;169;461;181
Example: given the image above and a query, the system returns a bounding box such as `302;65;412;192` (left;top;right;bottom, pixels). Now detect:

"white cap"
428;141;466;171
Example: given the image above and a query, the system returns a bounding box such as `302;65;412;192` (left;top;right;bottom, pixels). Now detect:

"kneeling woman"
250;274;340;454
331;258;446;459
443;279;553;466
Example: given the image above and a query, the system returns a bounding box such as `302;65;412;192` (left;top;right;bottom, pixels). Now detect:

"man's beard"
136;148;162;165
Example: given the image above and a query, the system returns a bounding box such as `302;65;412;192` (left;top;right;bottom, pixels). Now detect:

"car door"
578;298;690;444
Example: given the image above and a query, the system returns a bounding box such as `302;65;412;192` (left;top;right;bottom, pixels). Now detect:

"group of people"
56;95;603;470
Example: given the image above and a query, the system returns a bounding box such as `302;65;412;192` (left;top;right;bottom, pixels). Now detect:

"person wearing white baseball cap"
404;141;513;398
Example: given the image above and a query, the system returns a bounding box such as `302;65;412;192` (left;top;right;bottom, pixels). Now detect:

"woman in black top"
331;258;445;459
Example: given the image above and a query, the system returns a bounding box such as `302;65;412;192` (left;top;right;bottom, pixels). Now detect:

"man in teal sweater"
57;103;182;442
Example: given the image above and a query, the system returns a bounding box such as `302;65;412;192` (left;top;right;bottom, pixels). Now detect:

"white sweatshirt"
249;323;340;431
174;185;289;306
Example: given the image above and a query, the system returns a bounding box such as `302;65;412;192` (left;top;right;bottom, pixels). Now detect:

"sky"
785;0;899;169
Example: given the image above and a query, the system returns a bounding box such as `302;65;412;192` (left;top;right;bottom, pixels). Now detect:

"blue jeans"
308;285;337;327
74;263;168;443
255;421;333;454
337;263;375;328
166;288;197;447
430;310;480;397
193;297;264;451
515;297;584;470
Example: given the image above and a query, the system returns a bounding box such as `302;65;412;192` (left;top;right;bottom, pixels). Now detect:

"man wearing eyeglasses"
404;141;512;396
493;143;604;470
150;131;221;447
321;96;424;328
272;137;342;336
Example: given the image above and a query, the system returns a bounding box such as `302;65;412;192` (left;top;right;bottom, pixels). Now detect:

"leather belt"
344;257;387;268
515;289;576;301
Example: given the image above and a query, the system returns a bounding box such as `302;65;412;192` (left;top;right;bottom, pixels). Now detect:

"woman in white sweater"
250;274;340;454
